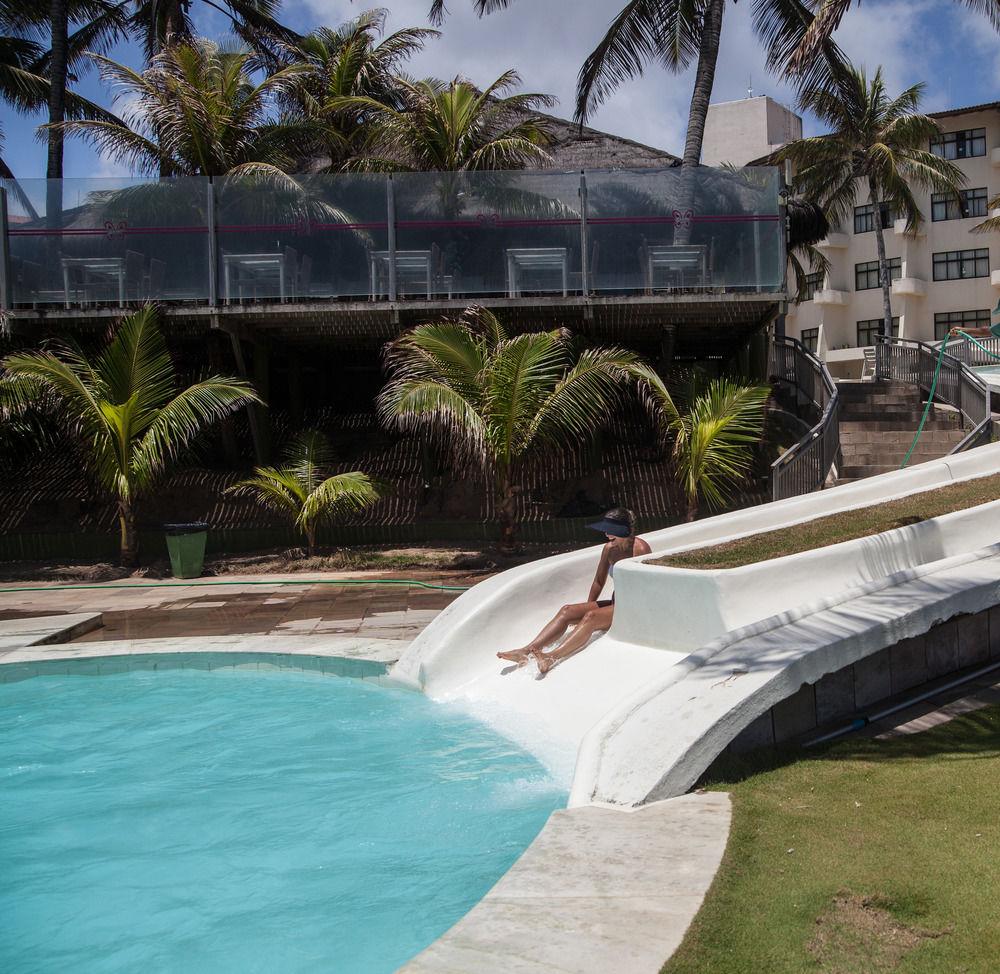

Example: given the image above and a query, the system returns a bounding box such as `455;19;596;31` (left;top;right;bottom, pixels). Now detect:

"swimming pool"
0;654;566;973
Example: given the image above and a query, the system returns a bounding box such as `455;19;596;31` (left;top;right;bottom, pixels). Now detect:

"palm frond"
299;471;380;529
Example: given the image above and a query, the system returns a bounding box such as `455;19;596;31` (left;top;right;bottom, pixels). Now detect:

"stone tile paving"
0;571;478;645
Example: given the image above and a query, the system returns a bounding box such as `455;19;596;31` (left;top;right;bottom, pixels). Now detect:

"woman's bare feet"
533;652;556;677
497;648;534;665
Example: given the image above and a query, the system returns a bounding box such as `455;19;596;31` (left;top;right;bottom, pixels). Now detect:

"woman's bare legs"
534;604;614;676
497;602;599;663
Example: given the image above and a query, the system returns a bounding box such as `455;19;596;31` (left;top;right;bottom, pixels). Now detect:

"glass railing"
0;167;784;309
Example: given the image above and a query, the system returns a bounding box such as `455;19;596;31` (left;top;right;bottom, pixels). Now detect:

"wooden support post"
288;355;305;426
252;340;271;462
0;187;10;311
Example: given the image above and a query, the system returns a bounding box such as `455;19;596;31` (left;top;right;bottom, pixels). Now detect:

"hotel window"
853;202;894;233
800;328;819;353
930;127;987;159
803;271;823;301
932;248;990;281
931;187;989;221
934;309;991;341
856;317;899;346
855;257;901;291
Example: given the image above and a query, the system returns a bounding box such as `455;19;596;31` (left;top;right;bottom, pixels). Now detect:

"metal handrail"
875;334;992;455
769;334;841;501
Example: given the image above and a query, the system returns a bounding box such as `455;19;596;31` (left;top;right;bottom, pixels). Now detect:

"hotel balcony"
0;168;787;358
891;276;927;298
813;288;849;306
816;232;850;250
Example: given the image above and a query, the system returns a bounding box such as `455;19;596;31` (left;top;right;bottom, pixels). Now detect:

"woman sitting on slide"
497;508;651;677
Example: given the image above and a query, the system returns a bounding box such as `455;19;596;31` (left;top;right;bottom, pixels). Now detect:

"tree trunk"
46;0;69;236
497;475;517;554
119;501;138;568
304;523;316;558
870;178;894;339
673;0;725;246
685;493;699;523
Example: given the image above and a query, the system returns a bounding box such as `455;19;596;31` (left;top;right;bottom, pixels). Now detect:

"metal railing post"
579;172;589;295
207;178;218;306
386;176;398;302
0;186;10;310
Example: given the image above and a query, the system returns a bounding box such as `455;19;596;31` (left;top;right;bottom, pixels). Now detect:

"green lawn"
651;473;1000;570
662;705;1000;974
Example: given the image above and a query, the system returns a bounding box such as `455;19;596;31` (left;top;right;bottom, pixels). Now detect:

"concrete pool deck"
0;571;471;644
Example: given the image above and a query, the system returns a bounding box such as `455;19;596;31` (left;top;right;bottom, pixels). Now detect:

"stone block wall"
729;606;1000;752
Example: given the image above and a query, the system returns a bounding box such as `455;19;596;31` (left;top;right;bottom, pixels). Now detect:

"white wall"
702;96;802;167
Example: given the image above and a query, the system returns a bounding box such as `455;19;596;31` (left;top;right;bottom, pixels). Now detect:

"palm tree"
788;0;1000;77
430;0;847;177
330;70;554;173
778;65;965;339
52;39;314;177
130;0;297;60
973;193;1000;235
0;306;260;566
1;0;126;224
277;9;438;171
638;370;770;521
228;430;380;555
379;306;645;551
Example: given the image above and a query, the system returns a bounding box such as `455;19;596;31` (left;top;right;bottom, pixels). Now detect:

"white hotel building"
706;97;1000;378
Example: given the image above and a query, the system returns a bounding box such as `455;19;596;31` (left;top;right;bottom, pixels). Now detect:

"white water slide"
392;444;1000;807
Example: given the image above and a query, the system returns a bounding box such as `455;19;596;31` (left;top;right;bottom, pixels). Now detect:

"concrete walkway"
0;611;102;651
401;793;732;974
0;572;470;644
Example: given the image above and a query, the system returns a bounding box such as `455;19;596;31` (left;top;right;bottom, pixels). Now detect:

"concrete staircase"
836;380;968;482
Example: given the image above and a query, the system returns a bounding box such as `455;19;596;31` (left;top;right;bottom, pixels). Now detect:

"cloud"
302;0;993;151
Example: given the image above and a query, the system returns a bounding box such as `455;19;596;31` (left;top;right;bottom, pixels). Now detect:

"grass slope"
652;474;1000;571
662;705;1000;974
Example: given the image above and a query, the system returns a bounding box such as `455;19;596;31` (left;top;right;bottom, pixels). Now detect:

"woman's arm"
587;545;610;602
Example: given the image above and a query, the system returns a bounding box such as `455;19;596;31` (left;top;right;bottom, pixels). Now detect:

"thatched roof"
528;112;680;171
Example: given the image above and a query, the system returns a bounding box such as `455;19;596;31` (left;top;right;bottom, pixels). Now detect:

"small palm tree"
228;431;379;556
52;39;314;177
0;306;260;566
639;371;770;521
278;10;438;170
778;65;965;340
331;71;554;173
379;306;644;551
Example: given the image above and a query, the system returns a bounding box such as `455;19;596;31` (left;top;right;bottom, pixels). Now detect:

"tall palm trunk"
46;0;69;234
674;0;725;246
304;523;317;557
119;500;138;567
496;467;517;554
869;177;894;338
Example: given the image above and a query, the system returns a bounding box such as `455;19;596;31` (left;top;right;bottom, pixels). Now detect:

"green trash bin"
164;522;208;579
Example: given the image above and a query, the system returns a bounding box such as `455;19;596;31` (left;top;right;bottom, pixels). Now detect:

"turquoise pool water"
0;655;566;973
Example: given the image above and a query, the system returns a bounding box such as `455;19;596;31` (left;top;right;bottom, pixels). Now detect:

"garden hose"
0;578;471;595
897;328;1000;470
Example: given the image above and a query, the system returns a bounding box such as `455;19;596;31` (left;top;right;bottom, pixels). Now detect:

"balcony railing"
0;167;784;310
876;335;992;454
769;334;841;501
